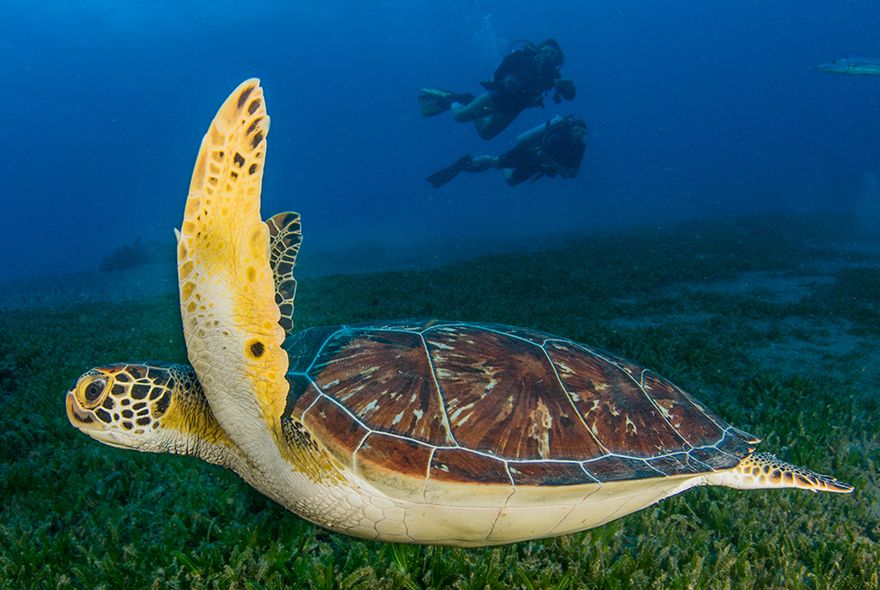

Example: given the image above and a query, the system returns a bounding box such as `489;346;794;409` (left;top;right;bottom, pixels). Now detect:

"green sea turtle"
66;80;852;547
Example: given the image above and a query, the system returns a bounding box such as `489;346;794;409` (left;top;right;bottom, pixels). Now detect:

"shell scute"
717;430;753;457
286;325;338;373
546;340;685;457
301;395;369;467
284;376;321;421
365;319;445;332
309;329;453;446
583;455;661;482
689;444;740;470
426;326;602;460
440;322;555;346
647;452;707;476
356;433;432;481
282;373;316;418
430;448;510;485
508;461;594;486
641;370;725;444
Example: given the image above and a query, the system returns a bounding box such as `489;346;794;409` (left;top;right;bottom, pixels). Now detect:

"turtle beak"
66;391;134;449
66;390;97;428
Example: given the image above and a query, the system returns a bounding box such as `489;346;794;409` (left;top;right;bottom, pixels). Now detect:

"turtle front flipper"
177;79;290;465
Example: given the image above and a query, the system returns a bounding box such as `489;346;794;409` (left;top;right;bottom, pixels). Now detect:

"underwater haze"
2;0;880;284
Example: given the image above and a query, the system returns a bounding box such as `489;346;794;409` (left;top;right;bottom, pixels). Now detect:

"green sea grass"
1;216;877;589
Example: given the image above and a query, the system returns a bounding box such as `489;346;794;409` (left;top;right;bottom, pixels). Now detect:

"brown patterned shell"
281;320;757;487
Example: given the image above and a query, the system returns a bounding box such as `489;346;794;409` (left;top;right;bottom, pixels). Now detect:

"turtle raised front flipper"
177;79;290;475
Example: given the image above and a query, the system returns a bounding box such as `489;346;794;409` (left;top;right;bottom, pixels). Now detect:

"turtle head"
66;363;208;453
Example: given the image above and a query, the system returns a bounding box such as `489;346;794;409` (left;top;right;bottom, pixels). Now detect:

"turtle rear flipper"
707;453;853;493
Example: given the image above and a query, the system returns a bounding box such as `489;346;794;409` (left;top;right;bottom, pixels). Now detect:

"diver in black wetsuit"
418;39;576;140
426;116;587;188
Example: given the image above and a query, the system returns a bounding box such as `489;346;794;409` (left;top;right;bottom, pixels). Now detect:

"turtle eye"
84;379;106;403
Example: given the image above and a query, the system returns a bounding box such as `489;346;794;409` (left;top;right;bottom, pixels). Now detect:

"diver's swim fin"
426;155;473;188
418;88;474;117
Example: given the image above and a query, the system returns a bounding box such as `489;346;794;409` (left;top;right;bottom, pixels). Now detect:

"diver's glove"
553;78;576;102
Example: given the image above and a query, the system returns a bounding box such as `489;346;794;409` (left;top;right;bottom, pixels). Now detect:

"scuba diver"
426;115;587;188
418;38;576;140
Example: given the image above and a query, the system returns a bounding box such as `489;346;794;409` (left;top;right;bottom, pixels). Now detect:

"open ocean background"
2;0;880;286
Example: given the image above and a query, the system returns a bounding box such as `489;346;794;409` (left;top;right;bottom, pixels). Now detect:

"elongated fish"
818;57;880;76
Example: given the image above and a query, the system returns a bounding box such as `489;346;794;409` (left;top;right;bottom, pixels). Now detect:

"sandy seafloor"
1;214;878;589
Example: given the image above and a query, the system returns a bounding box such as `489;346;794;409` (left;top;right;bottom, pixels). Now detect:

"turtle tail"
706;453;853;494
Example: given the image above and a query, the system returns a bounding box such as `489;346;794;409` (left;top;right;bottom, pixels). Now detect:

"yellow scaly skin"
176;80;367;528
704;452;853;493
64;364;298;508
178;79;287;431
66;364;239;460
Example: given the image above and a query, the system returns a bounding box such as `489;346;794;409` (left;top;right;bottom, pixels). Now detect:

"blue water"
2;1;879;283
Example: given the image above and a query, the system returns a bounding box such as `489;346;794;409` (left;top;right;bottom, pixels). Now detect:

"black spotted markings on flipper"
715;452;853;493
267;212;301;335
177;79;290;453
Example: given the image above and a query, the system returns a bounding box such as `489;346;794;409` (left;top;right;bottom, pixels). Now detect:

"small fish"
817;57;880;76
